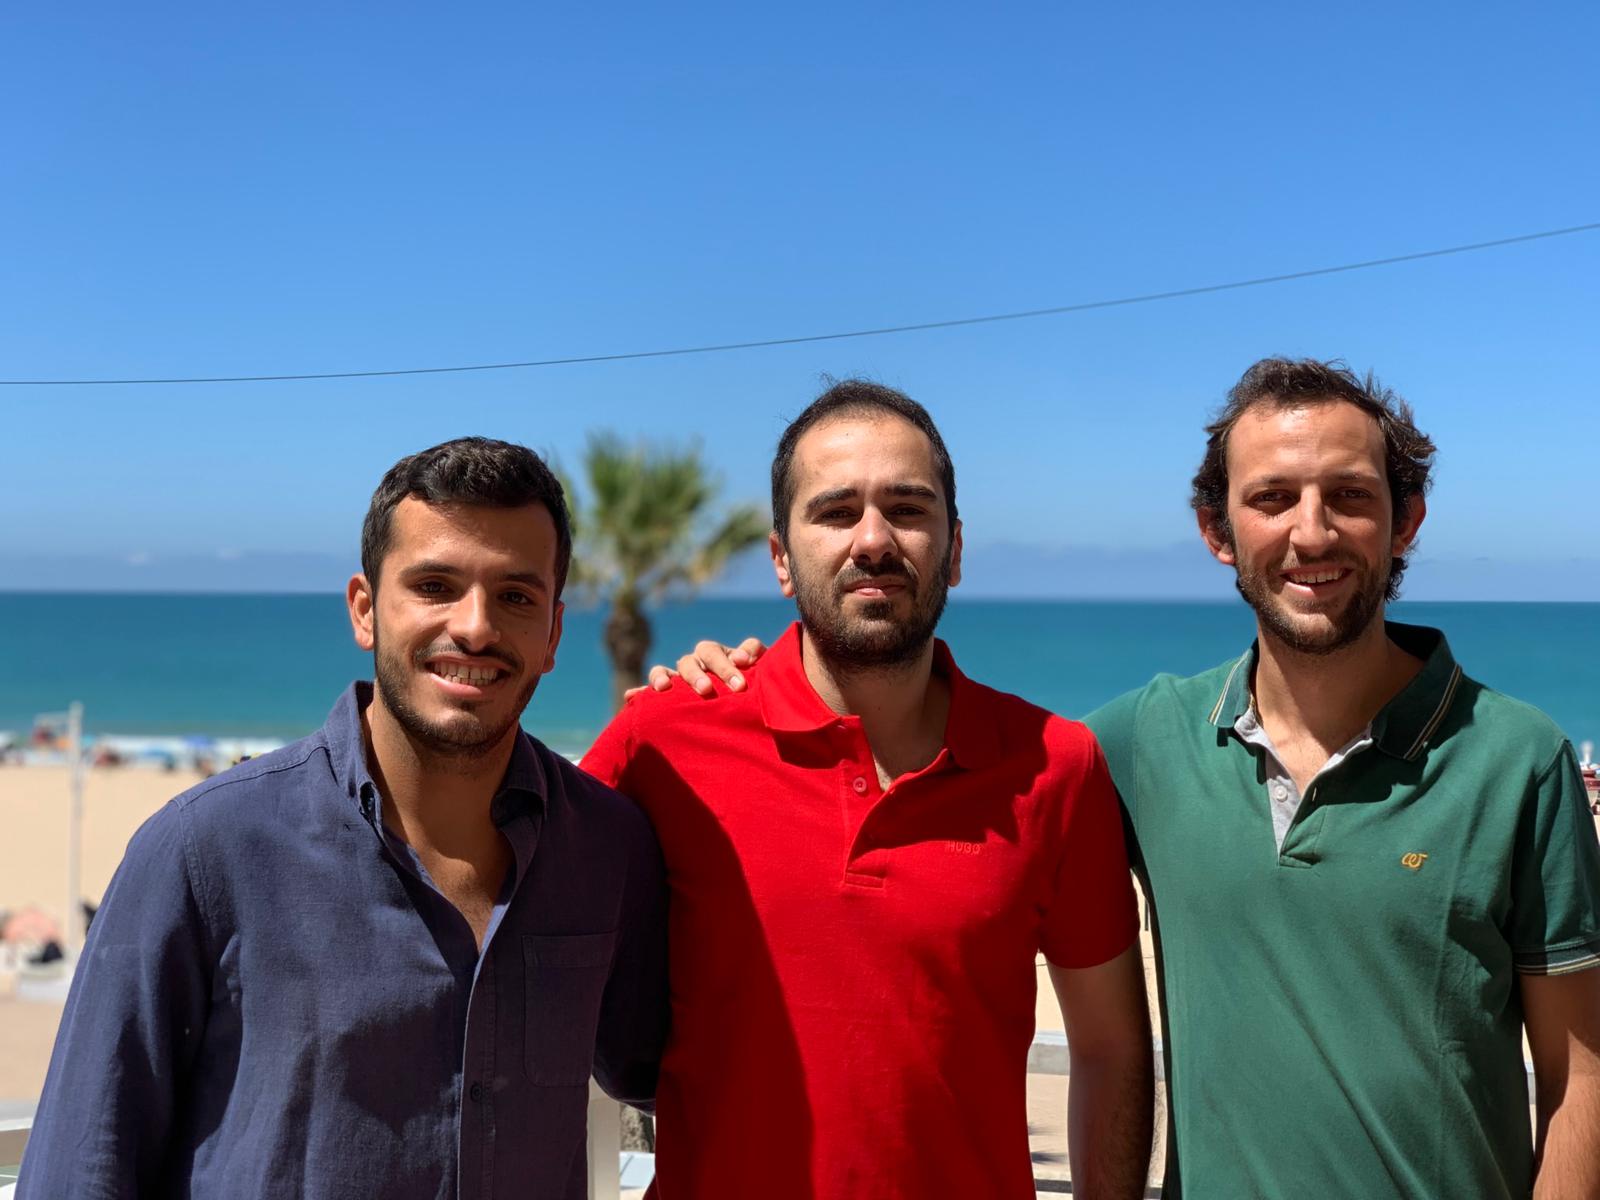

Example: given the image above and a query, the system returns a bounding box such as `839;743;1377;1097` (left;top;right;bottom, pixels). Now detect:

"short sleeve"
578;701;636;790
1084;686;1142;824
1039;736;1140;969
1508;740;1600;976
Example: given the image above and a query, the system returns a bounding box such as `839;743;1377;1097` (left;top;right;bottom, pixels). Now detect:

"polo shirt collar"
1205;621;1464;762
753;622;1003;769
322;681;548;826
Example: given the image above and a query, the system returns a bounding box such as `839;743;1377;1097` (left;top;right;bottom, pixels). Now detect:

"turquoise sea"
1;594;1596;756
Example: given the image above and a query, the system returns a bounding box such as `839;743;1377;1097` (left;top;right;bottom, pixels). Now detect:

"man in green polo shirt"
1081;358;1600;1198
652;357;1600;1198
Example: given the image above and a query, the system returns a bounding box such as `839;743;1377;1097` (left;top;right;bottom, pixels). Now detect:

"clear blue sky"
5;3;1598;598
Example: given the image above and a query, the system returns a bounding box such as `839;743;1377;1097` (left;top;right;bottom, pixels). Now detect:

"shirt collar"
322;681;549;826
1206;622;1464;762
752;622;1002;769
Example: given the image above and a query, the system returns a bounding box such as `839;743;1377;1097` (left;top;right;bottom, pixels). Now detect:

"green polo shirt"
1086;623;1600;1200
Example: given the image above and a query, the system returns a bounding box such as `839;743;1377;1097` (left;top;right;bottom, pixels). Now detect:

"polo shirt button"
1271;783;1288;802
852;777;868;794
469;1081;484;1103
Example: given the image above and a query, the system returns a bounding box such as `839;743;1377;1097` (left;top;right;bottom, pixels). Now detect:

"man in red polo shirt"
581;380;1152;1199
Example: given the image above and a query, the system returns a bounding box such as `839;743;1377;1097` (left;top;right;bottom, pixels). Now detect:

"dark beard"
371;626;536;759
789;545;953;673
1233;559;1387;657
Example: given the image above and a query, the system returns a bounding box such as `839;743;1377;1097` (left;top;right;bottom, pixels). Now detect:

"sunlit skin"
345;497;564;945
1198;398;1426;790
1200;398;1423;657
773;414;962;684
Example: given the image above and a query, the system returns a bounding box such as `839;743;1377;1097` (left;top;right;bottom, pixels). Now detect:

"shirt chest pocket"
522;931;617;1086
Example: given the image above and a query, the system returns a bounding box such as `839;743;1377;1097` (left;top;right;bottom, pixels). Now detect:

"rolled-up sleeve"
18;801;212;1199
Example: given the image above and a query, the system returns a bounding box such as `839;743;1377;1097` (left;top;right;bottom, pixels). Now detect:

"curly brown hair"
1190;358;1436;599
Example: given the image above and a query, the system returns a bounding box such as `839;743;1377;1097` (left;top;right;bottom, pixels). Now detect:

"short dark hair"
360;436;573;597
1190;358;1436;598
771;378;958;541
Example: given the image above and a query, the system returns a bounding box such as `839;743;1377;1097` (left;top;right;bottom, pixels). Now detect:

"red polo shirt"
581;623;1137;1199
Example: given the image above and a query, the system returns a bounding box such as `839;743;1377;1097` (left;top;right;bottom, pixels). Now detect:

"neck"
361;689;513;853
799;630;949;772
1251;613;1423;749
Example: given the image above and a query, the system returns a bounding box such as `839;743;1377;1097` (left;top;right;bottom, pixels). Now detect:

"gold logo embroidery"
1400;852;1429;871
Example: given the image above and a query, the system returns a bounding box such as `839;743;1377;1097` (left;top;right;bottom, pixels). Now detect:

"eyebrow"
802;483;940;517
399;560;550;592
1240;470;1383;490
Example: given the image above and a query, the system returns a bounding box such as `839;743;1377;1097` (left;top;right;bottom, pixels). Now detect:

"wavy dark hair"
771;378;957;541
361;436;572;597
1191;358;1436;598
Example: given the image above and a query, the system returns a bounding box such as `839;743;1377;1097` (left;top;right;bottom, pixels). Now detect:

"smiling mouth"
425;661;506;686
1281;567;1351;590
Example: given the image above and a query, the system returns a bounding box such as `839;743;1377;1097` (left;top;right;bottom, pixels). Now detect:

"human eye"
413;578;450;597
1248;490;1290;509
500;589;537;608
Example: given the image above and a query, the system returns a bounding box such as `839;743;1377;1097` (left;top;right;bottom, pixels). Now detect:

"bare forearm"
1067;1041;1154;1200
1533;1073;1600;1200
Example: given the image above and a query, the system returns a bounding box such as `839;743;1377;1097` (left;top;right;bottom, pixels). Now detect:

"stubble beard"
789;544;953;676
1233;554;1389;657
371;624;538;763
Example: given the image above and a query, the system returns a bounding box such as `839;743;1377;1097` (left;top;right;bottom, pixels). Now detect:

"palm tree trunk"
604;595;653;713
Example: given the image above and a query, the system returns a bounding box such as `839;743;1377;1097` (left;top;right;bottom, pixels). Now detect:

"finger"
675;654;719;696
692;641;746;691
645;665;679;692
730;636;768;667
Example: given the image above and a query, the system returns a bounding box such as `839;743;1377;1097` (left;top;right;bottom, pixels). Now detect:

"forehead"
791;414;941;486
1225;398;1386;485
384;496;558;571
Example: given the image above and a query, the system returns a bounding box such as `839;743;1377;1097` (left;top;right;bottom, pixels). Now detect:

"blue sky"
5;3;1598;599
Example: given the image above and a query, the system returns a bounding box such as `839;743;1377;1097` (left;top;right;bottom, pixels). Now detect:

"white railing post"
586;1082;620;1200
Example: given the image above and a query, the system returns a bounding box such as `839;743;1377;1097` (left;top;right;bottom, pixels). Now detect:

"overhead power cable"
3;221;1596;386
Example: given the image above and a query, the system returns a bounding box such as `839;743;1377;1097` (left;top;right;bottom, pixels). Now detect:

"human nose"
1288;490;1338;558
446;585;500;651
850;506;899;565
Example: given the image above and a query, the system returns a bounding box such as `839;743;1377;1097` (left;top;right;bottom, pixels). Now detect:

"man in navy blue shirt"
19;438;667;1200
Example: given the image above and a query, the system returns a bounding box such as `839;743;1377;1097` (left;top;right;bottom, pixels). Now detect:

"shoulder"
1085;658;1244;743
539;738;661;853
1444;672;1573;770
599;675;763;752
165;731;335;839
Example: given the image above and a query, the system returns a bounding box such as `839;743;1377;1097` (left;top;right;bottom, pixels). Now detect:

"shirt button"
852;777;868;794
1271;783;1289;803
469;1081;484;1103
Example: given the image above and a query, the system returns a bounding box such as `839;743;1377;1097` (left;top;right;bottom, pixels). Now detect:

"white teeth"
1287;570;1343;585
430;664;500;684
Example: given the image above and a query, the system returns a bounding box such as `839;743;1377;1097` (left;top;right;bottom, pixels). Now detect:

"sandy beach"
1;765;204;1105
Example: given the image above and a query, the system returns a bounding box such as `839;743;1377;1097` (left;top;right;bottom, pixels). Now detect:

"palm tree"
566;433;769;712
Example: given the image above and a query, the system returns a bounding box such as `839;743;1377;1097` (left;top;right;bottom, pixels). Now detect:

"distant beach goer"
0;906;64;966
652;359;1600;1199
586;380;1154;1198
19;438;667;1199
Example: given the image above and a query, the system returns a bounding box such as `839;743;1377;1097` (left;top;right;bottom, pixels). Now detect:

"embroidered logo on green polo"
1400;852;1429;871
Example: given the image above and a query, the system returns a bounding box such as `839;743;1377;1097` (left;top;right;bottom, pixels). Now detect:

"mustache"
413;641;521;672
836;561;915;591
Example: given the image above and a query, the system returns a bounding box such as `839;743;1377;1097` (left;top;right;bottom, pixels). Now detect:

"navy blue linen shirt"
18;684;667;1200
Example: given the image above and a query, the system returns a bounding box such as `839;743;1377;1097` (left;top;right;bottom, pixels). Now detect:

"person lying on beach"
583;379;1155;1199
643;358;1600;1200
0;906;64;966
19;438;667;1200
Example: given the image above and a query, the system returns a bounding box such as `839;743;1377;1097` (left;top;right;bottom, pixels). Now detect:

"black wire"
4;222;1596;386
